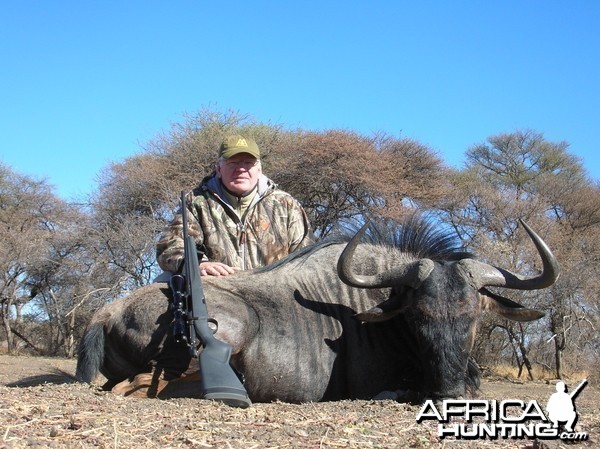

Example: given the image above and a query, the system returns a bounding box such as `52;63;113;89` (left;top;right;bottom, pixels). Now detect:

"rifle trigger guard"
207;318;218;334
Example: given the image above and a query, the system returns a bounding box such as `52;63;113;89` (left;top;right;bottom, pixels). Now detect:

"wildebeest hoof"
372;390;399;400
396;389;426;403
373;389;422;402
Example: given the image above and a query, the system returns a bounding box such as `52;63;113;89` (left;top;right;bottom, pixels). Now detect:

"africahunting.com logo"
416;380;589;441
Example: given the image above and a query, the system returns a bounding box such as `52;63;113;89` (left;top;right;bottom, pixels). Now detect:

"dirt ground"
0;355;598;448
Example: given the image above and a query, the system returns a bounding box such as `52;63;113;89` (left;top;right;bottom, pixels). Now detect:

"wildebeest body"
77;219;557;403
83;244;409;401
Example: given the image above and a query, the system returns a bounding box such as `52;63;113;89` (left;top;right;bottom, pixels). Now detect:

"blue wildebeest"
76;217;558;402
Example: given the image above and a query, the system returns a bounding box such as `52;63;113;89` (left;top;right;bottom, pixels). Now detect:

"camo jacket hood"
156;173;313;273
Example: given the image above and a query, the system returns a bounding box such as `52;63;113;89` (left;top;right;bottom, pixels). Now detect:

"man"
156;134;313;276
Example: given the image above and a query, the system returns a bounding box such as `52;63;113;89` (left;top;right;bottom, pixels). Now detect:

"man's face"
216;153;262;196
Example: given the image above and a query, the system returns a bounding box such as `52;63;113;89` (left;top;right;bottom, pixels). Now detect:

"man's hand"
200;261;240;276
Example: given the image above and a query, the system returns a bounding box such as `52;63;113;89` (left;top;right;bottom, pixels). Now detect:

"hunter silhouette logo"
416;379;589;441
546;379;587;433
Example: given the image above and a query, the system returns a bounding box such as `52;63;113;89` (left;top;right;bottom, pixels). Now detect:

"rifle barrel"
569;379;588;399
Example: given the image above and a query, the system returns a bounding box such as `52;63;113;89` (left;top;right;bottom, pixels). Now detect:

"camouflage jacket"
156;173;314;273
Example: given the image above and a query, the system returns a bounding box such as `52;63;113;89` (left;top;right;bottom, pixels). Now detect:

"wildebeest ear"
480;288;545;322
354;297;406;322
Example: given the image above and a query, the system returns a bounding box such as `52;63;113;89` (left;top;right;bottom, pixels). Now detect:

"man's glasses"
224;159;260;169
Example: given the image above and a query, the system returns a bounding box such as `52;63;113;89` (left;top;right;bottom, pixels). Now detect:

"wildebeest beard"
291;276;481;402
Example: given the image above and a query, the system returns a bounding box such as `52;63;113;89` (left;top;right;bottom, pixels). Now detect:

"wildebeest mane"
254;214;473;274
360;214;473;261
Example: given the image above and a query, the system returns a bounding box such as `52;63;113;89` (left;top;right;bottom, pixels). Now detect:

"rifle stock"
178;191;251;408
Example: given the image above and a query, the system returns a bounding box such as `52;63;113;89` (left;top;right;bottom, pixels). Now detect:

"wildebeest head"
337;218;559;400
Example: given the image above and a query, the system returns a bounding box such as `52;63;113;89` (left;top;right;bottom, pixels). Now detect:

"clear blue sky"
2;1;599;200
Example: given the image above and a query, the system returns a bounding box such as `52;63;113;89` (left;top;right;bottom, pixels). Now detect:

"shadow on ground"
6;369;78;387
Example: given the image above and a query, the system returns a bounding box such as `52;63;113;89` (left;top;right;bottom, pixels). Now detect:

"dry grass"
484;363;593;384
0;355;598;448
486;364;557;381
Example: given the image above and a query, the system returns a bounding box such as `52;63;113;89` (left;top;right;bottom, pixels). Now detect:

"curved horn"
337;223;434;289
466;220;559;290
481;288;545;322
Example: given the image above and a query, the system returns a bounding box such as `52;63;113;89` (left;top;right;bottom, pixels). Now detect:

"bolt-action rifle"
169;191;251;408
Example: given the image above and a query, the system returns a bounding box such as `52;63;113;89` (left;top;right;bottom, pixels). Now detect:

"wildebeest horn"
337;223;435;289
463;220;559;290
480;288;545;322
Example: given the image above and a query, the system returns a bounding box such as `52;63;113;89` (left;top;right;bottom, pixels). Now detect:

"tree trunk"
553;331;566;379
15;302;23;323
1;303;16;354
504;324;534;380
11;328;41;354
518;324;535;381
520;350;535;381
549;306;567;379
66;311;75;358
555;342;563;379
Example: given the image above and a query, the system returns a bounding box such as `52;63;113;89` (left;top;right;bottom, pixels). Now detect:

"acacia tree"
269;130;448;236
93;109;449;249
0;165;45;351
441;130;600;378
0;163;124;356
535;173;600;377
269;130;390;236
0;164;75;353
24;210;126;357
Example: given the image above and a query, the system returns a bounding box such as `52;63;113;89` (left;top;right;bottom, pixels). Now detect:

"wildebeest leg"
110;363;205;399
101;379;121;391
110;369;160;397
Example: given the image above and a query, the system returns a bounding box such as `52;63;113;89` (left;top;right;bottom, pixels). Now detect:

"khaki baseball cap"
218;135;260;159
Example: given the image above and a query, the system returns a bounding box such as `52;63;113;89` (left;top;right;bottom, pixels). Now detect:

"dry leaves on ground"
0;355;598;448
